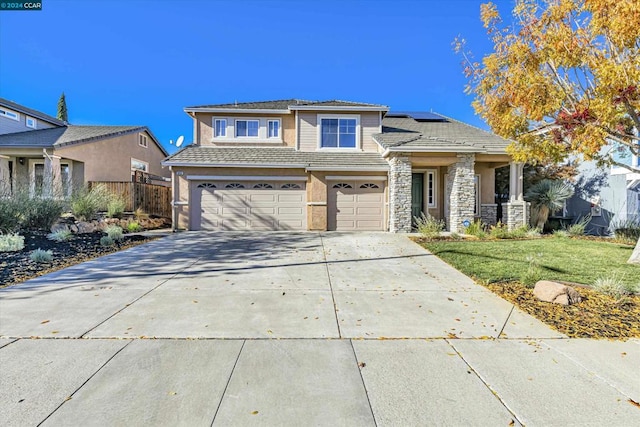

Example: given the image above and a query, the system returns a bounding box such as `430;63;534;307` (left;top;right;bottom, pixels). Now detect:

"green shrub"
30;248;53;263
413;212;445;238
106;195;126;218
552;229;569;238
489;222;511;239
100;236;114;247
464;220;487;239
47;229;73;242
104;225;124;241
71;184;111;221
0;197;23;233
520;253;544;288
0;233;25;252
566;214;591;237
22;198;65;231
526;227;543;238
509;225;531;239
592;274;639;299
127;221;143;232
612;217;640;243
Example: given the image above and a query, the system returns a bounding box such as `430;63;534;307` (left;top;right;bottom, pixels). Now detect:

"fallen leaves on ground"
487;282;640;339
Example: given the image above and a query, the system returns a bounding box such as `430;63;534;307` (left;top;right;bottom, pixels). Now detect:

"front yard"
419;237;640;338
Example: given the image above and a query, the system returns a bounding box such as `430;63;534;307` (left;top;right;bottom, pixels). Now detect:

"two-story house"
162;99;527;232
0;97;170;197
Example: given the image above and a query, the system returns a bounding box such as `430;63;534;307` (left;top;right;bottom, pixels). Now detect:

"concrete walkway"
1;232;638;426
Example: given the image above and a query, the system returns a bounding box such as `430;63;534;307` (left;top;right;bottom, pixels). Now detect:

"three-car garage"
190;177;387;231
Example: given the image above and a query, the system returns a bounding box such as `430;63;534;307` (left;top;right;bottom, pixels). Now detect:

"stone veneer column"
506;200;531;230
0;155;9;196
388;155;412;232
446;153;476;233
480;204;498;226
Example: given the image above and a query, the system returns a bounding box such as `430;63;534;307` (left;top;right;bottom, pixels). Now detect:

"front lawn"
419;237;640;338
421;237;640;286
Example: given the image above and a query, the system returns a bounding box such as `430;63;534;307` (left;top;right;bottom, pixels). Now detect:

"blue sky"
0;0;515;154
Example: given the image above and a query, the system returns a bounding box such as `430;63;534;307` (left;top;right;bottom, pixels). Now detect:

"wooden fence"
89;181;172;218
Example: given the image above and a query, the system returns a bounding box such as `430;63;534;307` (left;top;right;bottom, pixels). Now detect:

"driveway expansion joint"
445;338;523;426
211;340;246;426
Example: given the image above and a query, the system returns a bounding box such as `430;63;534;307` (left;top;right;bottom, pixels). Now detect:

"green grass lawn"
421;237;640;286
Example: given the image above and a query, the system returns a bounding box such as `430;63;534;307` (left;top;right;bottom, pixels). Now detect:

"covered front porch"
0;149;83;198
387;152;527;232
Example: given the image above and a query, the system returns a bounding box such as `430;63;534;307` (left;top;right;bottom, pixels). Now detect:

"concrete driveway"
1;232;638;426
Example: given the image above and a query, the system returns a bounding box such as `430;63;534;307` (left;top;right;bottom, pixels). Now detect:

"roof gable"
0;125;168;155
0;97;66;127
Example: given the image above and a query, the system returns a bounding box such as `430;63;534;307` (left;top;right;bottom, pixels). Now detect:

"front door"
411;173;424;220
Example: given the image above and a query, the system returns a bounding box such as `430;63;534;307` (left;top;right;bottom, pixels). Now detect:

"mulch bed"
0;231;157;288
487;282;640;339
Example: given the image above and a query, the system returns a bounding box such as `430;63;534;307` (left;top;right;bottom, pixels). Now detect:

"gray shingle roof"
186;99;388;110
375;112;511;154
163;146;388;170
0;97;66;126
0;125;147;148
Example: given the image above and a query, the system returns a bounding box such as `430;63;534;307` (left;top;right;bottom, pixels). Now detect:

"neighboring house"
163;99;527;232
566;143;640;235
0;97;170;197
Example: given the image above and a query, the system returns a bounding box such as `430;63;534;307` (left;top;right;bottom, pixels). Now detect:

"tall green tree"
457;0;640;264
57;92;68;122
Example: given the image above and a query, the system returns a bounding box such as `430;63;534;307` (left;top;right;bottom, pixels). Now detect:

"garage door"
198;181;306;230
328;181;386;231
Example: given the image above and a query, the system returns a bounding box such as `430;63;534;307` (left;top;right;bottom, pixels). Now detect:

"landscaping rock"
50;222;70;233
533;280;582;305
76;221;98;234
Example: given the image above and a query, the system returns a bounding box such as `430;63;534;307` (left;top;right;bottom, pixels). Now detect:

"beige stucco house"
0;97;170;197
163;99;527;232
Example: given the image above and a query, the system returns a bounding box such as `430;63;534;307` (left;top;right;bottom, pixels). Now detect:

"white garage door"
198;181;306;231
328;181;386;231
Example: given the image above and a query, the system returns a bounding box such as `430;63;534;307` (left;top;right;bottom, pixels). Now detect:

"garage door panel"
329;181;385;231
198;182;306;231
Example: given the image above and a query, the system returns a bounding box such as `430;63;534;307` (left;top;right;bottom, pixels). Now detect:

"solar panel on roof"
386;111;447;121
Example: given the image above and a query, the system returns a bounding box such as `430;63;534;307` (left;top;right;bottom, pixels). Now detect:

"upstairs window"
139;133;148;148
268;120;280;138
0;108;19;121
235;120;259;137
321;118;357;148
26;116;37;129
214;119;227;137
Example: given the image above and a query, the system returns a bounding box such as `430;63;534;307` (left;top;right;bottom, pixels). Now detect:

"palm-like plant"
525;179;574;230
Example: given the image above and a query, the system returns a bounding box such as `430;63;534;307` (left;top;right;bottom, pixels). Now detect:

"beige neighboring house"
163;99;527;232
0;97;170;197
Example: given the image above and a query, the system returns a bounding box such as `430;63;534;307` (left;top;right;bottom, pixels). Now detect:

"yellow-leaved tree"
457;0;640;264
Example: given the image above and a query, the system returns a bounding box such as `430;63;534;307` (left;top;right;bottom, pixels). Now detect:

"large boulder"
533;280;582;305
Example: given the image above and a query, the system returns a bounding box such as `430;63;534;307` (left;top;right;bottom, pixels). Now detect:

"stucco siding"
195;113;294;147
54;131;169;182
298;111;380;153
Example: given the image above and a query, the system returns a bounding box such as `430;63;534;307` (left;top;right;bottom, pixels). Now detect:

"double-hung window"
268;120;280;138
214;119;227;137
236;119;259;137
320;118;357;148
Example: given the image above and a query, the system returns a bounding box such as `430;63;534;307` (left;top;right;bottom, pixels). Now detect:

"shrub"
489;222;511;239
464;220;487;239
0;233;25;252
100;236;114;247
0;197;23;233
22;197;65;231
30;248;53;263
106;195;126;218
525;179;574;229
509;225;531;239
526;227;543;238
413;212;445;238
520;253;544;288
47;229;73;242
449;232;463;240
611;217;640;243
566;214;591;237
127;221;143;232
103;225;124;241
552;229;569;238
592;274;639;299
134;207;149;221
71;184;111;221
